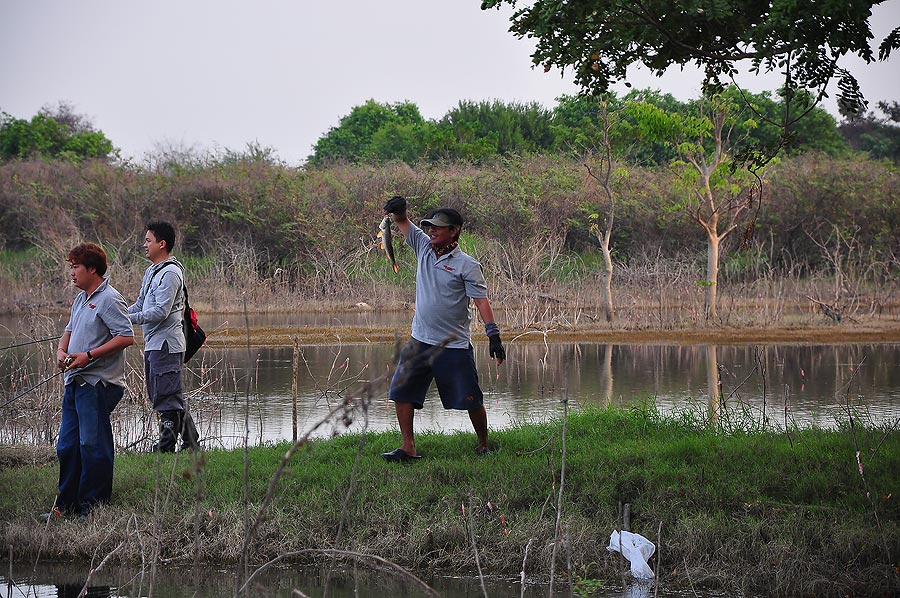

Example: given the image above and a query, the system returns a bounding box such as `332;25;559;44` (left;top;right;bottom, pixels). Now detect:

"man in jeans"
128;221;199;452
56;242;134;517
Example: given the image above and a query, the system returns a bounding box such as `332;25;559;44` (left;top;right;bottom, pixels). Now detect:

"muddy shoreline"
206;319;900;347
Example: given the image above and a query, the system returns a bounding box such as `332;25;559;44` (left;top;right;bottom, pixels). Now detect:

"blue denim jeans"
56;380;123;515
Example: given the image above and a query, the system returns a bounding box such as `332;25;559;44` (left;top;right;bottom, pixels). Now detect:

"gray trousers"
144;343;185;412
145;342;200;450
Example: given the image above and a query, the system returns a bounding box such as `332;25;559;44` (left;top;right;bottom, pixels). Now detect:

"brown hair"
67;242;108;277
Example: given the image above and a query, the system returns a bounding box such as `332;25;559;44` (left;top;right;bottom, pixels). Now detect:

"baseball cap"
420;208;463;228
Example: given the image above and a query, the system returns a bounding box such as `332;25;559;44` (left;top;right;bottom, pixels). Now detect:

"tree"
631;93;760;320
720;87;849;157
0;103;115;161
555;86;847;166
583;100;622;322
309;100;427;164
839;100;900;162
482;0;898;156
554;90;685;165
438;100;557;157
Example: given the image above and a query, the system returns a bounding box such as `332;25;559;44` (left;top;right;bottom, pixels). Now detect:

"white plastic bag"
607;530;656;580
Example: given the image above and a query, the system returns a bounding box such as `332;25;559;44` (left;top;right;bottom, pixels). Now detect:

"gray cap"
420;209;463;228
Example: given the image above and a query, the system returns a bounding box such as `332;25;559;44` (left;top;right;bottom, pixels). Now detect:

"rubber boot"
180;410;200;451
154;410;182;453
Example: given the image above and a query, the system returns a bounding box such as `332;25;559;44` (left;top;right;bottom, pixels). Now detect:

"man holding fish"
380;196;506;462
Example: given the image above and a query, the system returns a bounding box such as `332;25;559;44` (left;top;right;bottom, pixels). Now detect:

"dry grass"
0;444;56;469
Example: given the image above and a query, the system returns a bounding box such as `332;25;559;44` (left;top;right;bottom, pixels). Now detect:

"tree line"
308;89;900;165
3;91;899;166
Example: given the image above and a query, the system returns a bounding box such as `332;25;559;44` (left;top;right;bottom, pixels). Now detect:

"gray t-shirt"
128;258;186;353
64;278;134;387
406;223;488;349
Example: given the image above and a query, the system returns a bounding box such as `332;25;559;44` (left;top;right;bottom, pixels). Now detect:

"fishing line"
0;335;62;352
0;370;65;410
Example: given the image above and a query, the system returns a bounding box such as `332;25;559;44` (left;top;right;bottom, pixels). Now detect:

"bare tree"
584;100;618;323
674;97;760;320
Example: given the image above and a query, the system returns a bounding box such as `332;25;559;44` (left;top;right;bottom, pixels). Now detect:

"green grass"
2;405;898;596
0;247;44;284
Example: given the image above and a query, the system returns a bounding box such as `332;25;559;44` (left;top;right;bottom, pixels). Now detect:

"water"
1;314;898;448
0;563;711;597
4;313;850;597
180;341;900;448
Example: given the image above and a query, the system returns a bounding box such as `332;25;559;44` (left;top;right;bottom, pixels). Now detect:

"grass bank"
1;405;898;596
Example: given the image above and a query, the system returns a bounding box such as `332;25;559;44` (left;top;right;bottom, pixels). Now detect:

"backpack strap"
145;259;186;309
146;259;183;288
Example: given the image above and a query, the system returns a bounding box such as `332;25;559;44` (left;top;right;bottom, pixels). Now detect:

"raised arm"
383;195;411;240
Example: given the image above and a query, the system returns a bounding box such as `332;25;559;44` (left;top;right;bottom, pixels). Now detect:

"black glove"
383;195;407;215
488;334;506;361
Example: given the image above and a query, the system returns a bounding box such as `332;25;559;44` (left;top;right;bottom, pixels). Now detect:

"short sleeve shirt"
406;223;487;349
65;278;134;387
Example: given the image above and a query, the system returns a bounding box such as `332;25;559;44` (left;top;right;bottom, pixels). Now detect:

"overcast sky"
3;0;899;165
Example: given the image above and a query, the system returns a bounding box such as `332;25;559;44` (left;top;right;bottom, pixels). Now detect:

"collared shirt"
406;222;488;349
128;257;186;353
64;278;134;387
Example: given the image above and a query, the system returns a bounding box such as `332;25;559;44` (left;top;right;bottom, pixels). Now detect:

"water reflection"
168;341;900;448
1;563;675;597
2;321;899;447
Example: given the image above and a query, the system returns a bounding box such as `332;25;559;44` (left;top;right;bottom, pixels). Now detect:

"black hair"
146;221;176;253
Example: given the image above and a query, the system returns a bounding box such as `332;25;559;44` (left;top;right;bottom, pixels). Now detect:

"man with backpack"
128;221;199;452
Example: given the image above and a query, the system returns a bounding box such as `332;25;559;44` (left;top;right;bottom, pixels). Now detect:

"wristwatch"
86;350;94;362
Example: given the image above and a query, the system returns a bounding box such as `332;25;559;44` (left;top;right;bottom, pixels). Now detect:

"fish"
378;216;399;273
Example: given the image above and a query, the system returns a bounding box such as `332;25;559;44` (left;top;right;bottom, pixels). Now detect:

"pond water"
173;341;900;449
0;562;717;597
1;314;898;448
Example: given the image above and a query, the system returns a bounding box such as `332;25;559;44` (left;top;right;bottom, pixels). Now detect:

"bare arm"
473;297;496;326
64;335;135;370
56;331;71;370
389;210;412;240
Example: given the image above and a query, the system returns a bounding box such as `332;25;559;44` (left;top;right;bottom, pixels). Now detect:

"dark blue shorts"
389;338;484;410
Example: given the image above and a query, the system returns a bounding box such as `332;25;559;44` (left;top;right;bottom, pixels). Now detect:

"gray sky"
3;0;899;165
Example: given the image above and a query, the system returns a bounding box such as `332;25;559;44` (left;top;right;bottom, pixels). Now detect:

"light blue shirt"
64;278;134;387
406;223;487;349
128;257;186;353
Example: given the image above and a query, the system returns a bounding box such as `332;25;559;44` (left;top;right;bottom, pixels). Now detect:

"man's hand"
56;349;70;371
65;352;89;369
383;195;407;217
488;334;506;364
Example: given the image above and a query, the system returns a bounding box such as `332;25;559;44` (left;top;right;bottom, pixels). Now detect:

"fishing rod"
0;335;62;352
1;354;99;409
0;370;66;409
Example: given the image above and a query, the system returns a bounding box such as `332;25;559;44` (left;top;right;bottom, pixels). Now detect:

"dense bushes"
0;154;896;281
